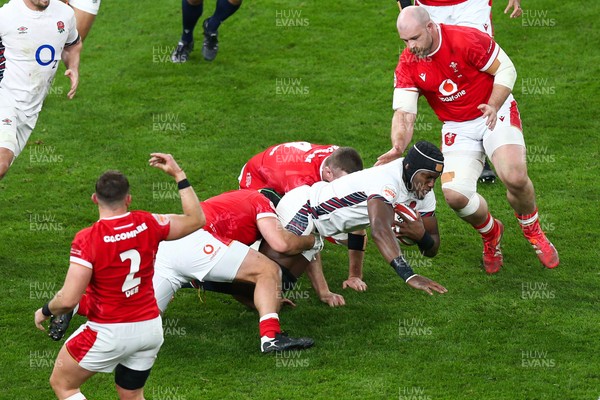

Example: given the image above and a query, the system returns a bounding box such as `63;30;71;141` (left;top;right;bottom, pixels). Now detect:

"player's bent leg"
490;143;536;214
491;144;559;268
50;345;96;400
442;152;504;273
233;249;282;316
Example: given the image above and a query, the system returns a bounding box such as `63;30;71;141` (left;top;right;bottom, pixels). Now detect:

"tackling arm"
376;89;419;165
257;217;317;255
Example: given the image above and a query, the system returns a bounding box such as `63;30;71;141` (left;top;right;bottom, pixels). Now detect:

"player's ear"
322;166;332;182
124;194;132;207
91;193;99;204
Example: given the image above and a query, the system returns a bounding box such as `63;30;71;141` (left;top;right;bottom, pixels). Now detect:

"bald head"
397;6;431;34
396;6;437;59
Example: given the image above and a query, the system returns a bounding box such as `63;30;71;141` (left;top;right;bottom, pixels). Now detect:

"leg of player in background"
202;0;242;61
479;159;497;183
171;0;204;63
491;143;559;268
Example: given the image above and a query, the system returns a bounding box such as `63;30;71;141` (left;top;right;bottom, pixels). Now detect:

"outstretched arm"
306;254;345;307
367;198;447;295
149;153;205;240
377;90;418;165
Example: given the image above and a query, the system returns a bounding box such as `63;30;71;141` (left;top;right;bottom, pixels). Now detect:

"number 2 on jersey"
120;249;141;297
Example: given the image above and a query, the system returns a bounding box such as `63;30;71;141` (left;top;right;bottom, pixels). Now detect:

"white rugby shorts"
153;229;249;312
65;316;163;373
416;0;493;36
69;0;101;15
0;92;38;158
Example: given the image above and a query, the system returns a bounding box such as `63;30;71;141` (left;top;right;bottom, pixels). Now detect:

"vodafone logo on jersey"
438;78;467;102
203;244;214;254
439;79;458;96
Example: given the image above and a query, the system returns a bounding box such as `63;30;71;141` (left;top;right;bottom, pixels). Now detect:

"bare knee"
499;169;530;192
442;188;469;210
0;159;10;180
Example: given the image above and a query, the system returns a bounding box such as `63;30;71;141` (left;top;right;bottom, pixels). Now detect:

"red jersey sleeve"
70;227;93;269
463;28;499;72
149;213;172;241
394;51;419;90
250;193;277;221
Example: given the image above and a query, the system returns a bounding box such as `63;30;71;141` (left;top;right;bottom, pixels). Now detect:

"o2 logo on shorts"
203;244;214;254
35;44;58;68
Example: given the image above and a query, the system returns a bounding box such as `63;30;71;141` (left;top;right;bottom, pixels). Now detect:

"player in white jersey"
262;141;448;296
67;0;101;40
0;0;81;180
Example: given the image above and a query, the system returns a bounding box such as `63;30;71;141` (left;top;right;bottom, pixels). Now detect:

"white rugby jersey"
0;0;78;116
307;158;436;237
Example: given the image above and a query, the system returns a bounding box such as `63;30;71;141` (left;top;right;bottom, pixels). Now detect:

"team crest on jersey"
444;132;457;146
1;118;12;125
381;184;398;202
57;21;65;33
17;26;28;34
152;213;171;226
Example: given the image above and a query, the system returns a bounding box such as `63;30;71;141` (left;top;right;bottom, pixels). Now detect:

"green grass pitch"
0;0;599;399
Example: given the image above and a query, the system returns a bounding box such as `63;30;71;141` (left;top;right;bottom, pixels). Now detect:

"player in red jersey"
397;0;523;182
377;7;558;273
48;189;318;353
239;142;362;195
239;142;367;305
152;188;319;353
34;153;205;400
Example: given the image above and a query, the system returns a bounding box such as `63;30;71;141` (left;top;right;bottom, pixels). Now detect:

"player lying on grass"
262;140;448;297
48;189;320;353
195;141;448;309
238;142;367;305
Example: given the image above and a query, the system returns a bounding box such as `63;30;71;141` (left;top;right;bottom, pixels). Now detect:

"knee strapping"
455;193;481;218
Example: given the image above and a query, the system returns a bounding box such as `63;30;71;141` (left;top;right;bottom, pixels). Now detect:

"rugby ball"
392;204;419;246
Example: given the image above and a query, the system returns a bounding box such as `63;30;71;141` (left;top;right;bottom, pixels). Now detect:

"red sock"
259;313;281;339
474;213;497;240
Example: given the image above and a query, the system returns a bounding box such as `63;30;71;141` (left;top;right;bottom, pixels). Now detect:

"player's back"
241;142;338;194
70;211;170;324
201;189;277;245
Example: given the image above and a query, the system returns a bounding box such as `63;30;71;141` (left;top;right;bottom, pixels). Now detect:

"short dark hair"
95;171;130;204
326;147;363;174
